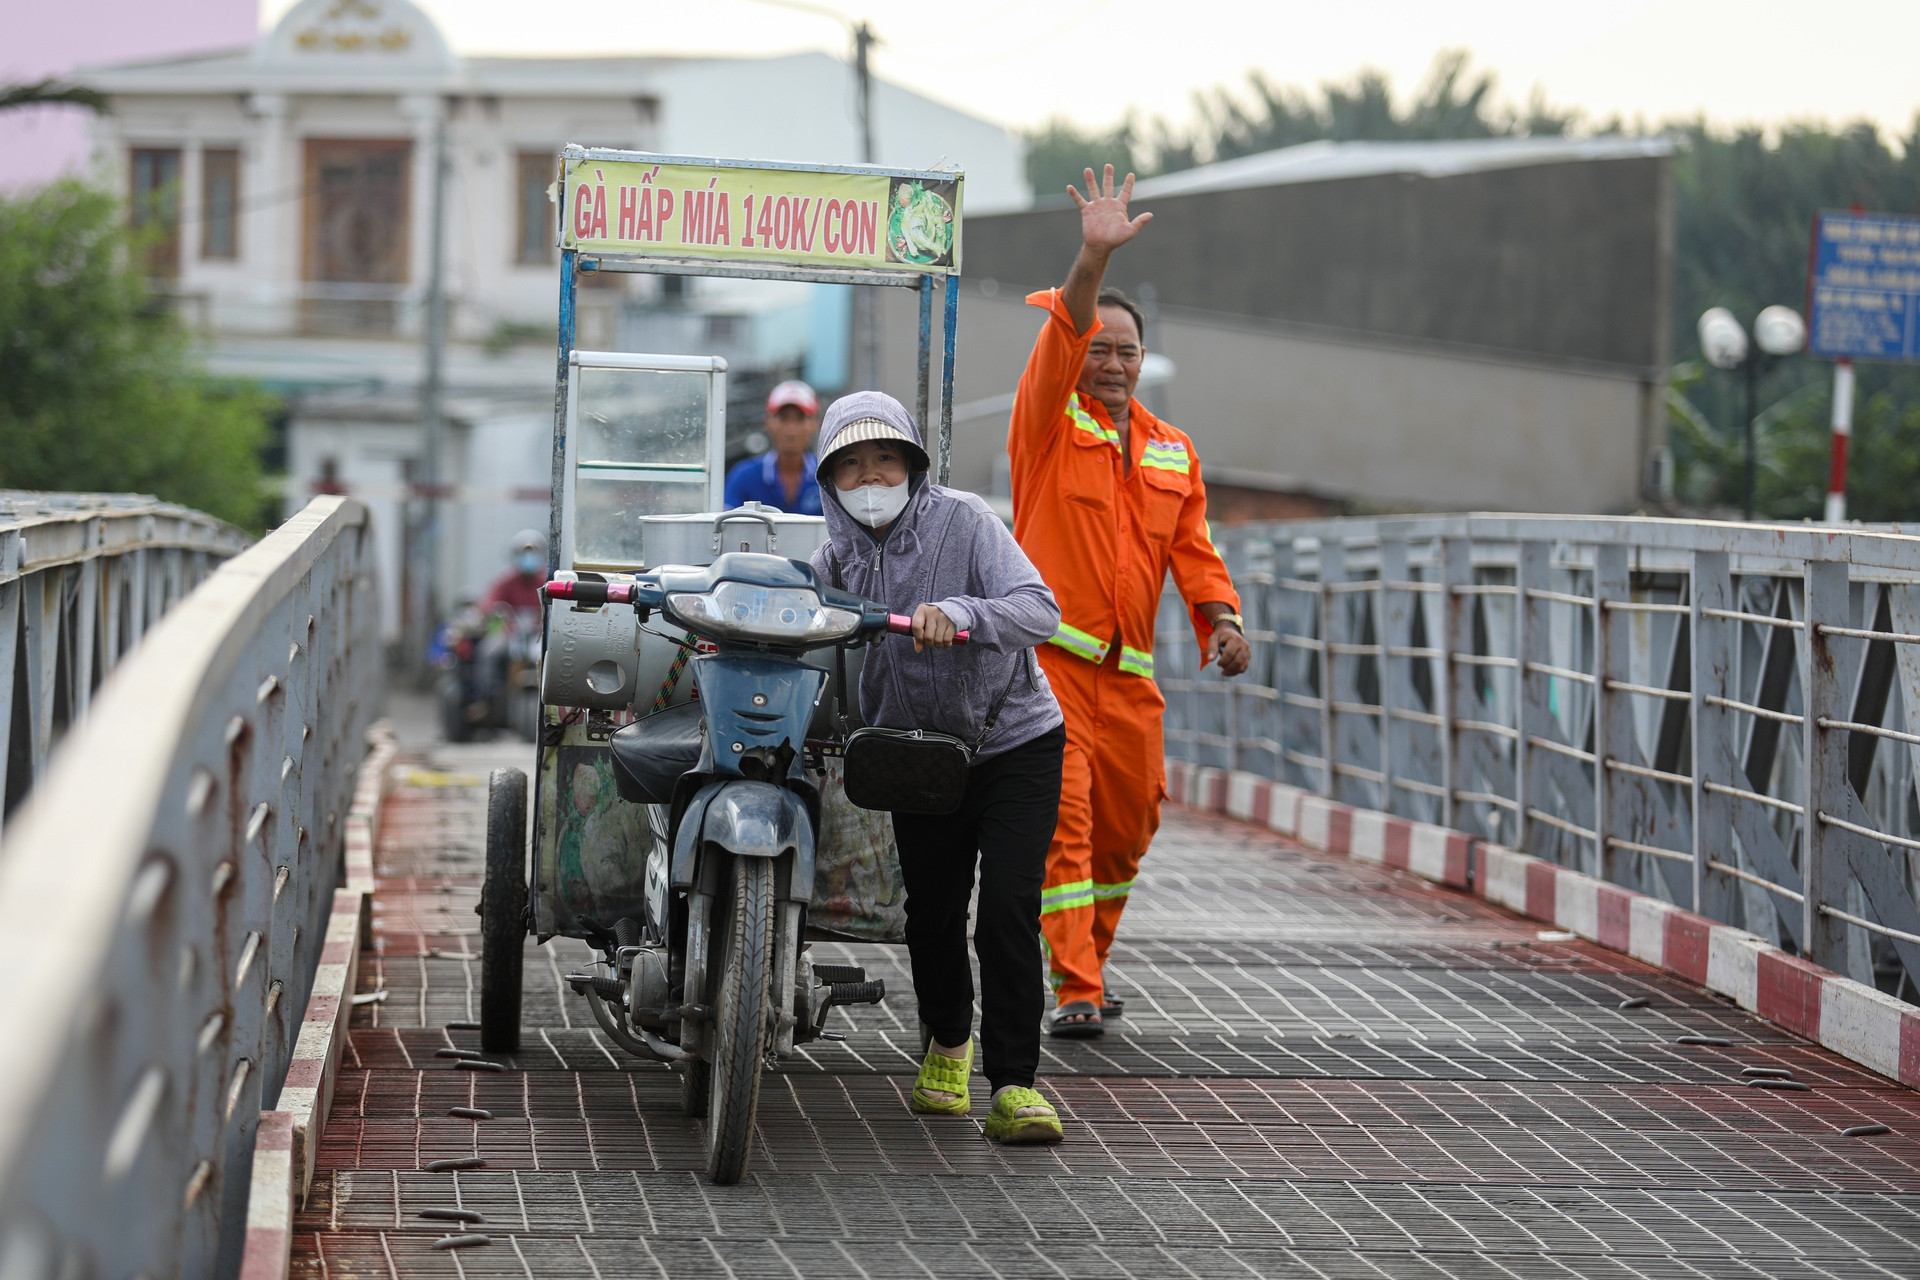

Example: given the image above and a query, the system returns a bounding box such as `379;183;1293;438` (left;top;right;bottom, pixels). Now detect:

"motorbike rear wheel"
479;768;528;1053
704;854;774;1184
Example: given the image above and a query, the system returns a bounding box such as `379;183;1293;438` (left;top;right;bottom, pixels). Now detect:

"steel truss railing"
0;497;381;1278
1160;513;1920;1001
1;493;249;845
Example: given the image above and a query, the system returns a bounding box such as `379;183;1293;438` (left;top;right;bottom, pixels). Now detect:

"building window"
130;147;182;277
201;148;240;260
302;138;411;335
516;151;554;265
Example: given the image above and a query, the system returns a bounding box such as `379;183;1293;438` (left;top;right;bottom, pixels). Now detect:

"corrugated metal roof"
1130;136;1676;199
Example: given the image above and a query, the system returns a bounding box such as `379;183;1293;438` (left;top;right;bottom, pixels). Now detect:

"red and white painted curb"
238;726;395;1280
343;725;394;907
1170;760;1920;1091
237;1112;295;1280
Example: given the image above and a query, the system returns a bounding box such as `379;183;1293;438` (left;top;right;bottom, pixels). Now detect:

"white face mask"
839;478;910;528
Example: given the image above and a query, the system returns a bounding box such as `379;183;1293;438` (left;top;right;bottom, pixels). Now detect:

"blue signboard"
1808;210;1920;361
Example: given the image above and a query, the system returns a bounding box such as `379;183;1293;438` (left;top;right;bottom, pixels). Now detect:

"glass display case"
561;351;726;570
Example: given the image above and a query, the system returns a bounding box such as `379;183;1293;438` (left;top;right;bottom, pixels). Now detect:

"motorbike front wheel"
704;854;775;1184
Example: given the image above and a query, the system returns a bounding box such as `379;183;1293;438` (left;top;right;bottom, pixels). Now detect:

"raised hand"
1068;164;1151;254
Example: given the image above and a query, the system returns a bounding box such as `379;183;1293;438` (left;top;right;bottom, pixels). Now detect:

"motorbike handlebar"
544;581;967;645
887;613;970;645
543;580;639;607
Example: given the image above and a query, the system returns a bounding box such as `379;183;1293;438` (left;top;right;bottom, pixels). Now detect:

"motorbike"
434;604;542;742
480;548;965;1183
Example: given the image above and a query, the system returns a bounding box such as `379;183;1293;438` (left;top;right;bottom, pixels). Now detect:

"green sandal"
983;1086;1064;1144
911;1038;974;1115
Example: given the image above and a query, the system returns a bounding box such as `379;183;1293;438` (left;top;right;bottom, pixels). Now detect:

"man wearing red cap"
725;379;823;514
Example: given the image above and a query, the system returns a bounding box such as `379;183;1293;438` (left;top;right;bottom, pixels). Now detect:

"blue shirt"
723;450;822;514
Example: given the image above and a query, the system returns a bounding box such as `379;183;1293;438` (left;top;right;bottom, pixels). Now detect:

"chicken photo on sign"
886;177;957;269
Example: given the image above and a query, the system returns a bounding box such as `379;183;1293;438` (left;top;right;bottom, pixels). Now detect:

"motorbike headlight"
668;581;861;645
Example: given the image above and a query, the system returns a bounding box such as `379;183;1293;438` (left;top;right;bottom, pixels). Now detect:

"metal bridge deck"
292;745;1920;1278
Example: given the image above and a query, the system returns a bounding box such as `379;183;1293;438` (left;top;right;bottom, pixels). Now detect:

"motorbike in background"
434;604;542;742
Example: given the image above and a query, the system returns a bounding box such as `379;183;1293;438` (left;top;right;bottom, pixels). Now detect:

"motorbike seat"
609;701;705;804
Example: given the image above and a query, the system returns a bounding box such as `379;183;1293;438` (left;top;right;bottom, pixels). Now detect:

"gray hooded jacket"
810;391;1064;759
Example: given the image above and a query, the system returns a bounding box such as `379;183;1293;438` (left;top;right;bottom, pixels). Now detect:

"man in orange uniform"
1010;165;1251;1037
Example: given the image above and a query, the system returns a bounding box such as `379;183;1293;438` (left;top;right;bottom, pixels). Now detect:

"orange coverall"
1009;288;1240;1008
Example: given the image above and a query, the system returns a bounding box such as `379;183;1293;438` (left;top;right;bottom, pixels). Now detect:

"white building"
78;0;1027;641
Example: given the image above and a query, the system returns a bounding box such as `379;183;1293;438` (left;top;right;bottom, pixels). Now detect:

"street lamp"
1697;304;1806;520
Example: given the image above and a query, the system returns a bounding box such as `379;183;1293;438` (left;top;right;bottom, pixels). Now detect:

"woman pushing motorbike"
811;391;1069;1144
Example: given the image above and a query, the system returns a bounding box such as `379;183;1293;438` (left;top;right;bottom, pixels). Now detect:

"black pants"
891;723;1065;1092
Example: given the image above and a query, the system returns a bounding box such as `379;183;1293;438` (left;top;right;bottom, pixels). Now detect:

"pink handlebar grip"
887;613;969;645
542;580;639;605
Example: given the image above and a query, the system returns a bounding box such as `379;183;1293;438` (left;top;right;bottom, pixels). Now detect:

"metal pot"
639;503;829;570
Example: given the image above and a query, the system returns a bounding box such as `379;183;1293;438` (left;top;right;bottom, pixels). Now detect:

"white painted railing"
0;492;248;843
0;497;381;1278
1161;514;1920;1002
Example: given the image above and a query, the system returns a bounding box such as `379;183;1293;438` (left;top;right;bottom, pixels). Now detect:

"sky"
262;0;1920;142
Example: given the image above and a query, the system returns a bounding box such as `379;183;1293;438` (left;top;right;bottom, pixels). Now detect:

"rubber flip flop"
1101;997;1125;1020
910;1037;973;1115
1047;1000;1104;1039
984;1086;1064;1144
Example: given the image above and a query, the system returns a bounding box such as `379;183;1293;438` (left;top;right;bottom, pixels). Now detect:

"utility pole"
853;21;874;161
416;103;449;678
730;2;882;390
851;20;881;391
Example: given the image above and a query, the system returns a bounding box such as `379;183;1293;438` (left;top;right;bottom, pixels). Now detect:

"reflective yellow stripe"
1040;934;1064;989
1140;439;1191;474
1047;622;1110;664
1039;880;1094;915
1091;879;1135;900
1064;393;1119;446
1118;646;1154;678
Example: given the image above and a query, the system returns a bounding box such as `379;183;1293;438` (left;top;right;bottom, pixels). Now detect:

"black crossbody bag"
827;548;1024;816
841;661;1022;815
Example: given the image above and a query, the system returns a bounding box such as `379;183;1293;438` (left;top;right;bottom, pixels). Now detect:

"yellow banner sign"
560;156;961;275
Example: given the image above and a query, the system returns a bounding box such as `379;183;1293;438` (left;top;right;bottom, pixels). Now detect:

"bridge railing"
1160;514;1920;1001
0;497;380;1279
1;492;249;839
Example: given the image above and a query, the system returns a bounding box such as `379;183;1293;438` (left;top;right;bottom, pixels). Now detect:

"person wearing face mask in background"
810;390;1071;1144
479;529;550;612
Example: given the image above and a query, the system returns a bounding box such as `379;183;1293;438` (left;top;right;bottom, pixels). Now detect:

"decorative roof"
257;0;454;70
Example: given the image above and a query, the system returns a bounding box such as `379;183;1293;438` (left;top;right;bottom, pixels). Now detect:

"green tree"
1023;116;1140;202
1026;51;1920;521
0;181;272;530
1155;51;1572;172
1023;52;1559;195
1667;120;1920;518
1671;119;1920;359
0;79;108;114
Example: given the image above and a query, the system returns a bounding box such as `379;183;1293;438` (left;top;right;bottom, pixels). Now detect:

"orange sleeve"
1008;288;1100;466
1167;446;1241;663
